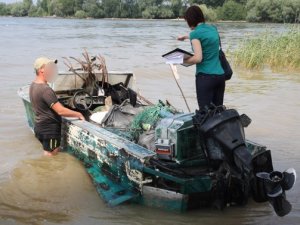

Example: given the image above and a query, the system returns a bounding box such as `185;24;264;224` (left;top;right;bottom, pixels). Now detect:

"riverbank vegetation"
232;27;300;71
0;0;299;23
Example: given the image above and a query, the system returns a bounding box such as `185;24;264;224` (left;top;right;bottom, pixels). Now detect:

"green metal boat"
18;69;296;216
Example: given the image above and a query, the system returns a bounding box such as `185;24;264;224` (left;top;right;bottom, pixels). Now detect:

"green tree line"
0;0;299;23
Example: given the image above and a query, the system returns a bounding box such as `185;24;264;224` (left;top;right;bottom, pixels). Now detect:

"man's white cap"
34;57;57;71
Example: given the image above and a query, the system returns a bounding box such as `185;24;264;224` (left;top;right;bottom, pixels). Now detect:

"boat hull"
19;89;271;212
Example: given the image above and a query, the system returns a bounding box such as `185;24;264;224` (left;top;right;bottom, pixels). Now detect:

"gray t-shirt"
29;82;61;136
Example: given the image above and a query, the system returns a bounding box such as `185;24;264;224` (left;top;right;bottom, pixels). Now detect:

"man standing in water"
30;57;85;156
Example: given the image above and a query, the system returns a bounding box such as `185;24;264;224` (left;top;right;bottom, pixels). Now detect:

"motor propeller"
256;168;296;217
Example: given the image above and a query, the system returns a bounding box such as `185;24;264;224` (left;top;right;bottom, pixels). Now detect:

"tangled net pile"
128;101;176;141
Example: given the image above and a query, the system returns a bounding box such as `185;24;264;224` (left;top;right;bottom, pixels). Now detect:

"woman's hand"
177;35;189;41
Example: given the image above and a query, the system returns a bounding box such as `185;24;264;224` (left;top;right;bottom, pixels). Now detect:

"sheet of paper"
162;48;193;67
164;52;184;65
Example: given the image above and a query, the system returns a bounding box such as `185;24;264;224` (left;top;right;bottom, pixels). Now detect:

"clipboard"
162;48;194;67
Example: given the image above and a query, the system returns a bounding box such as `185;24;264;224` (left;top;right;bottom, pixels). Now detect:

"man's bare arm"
51;102;85;120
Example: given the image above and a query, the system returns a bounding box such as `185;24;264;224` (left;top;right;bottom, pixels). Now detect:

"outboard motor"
193;104;296;216
193;105;253;208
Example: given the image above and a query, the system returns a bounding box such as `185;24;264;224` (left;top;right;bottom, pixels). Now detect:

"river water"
0;17;299;225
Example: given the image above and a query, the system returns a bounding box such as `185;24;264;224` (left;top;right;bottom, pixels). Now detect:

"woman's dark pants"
195;74;225;109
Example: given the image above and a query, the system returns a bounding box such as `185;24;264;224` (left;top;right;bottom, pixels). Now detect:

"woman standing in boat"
177;5;225;109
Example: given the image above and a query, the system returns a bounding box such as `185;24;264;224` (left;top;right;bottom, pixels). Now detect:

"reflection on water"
0;17;299;225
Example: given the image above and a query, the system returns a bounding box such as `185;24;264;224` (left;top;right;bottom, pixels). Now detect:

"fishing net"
100;100;176;142
128;101;175;141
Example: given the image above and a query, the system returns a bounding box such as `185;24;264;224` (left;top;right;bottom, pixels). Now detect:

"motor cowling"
193;106;252;173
